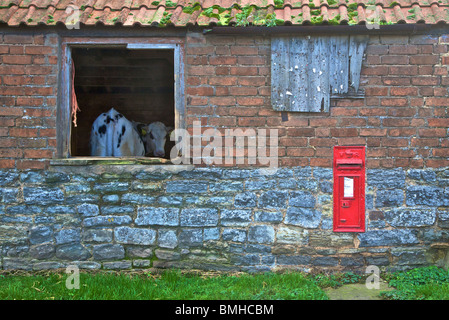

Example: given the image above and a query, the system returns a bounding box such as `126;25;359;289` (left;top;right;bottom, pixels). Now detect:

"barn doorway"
70;47;175;159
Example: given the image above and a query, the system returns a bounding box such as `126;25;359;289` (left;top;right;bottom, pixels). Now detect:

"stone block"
158;229;178;249
234;192;257;208
375;189;404;207
258;190;288;209
276;255;311;265
221;209;252;226
166;180;208;193
179;229;203;247
285;207;321;228
180;208;219;227
82;229;113;243
77;203;100;217
93;244;125;260
204;228;220;241
276;226;308;245
358;230;419;247
93;182;129;193
83;215;132;227
222;228;247;242
135;207;179;226
29;226;53;244
121;193;155;205
406;186;444;206
254;211;283;223
248;225;275;244
55;228;81;244
56;243;91;260
384;208;436;227
23;187;64;205
114;226;156;245
288;191;316;208
367;169;405;189
30;243;55;260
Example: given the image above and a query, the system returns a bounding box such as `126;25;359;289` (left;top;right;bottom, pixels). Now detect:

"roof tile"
0;0;448;27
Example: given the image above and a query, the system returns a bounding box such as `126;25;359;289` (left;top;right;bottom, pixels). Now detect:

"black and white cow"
90;108;145;157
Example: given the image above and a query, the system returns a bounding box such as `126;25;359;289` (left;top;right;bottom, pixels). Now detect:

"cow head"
142;122;173;158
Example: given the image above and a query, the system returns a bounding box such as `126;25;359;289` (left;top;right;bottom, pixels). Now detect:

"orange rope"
71;61;81;127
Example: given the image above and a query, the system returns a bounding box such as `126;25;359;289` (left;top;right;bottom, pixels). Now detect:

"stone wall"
1;164;448;272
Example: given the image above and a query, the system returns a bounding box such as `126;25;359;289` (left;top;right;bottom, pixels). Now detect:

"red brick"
186;86;214;96
380;98;408;107
388;128;416;137
433;148;449;157
208;76;237;86
230;66;258;76
209;56;238;65
381;55;409;64
210;96;236;106
330;128;358;137
427;159;449;168
238;117;266;127
419;128;447;137
9;128;38;137
2;55;32;65
383;118;410;127
238;76;266;86
310;158;332;167
280;137;308;147
411;138;440;147
428;118;449;127
287;128;315;137
381;138;408;147
0;159;15;168
236;97;264;106
390;87;418;96
3;35;33;44
360;128;387;136
409;55;439;65
25;46;54;55
411;77;440;86
365;87;388;96
309;118;338;127
23;149;53;159
388;148;415;158
16;159;48;170
229;46;258;55
229;87;258;96
389;66;418;75
426;97;449;106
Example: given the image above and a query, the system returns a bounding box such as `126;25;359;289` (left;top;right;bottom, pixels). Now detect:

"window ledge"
50;157;175;166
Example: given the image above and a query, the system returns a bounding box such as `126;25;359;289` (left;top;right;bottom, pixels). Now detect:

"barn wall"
0;29;449;272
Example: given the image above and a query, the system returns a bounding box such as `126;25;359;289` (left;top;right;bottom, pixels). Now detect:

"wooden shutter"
271;35;368;113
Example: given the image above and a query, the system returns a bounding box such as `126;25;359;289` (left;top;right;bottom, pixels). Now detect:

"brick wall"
0;30;448;170
0;33;59;170
185;32;449;169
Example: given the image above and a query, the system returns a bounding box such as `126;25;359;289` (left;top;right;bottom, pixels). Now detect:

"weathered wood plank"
329;36;349;95
349;35;369;92
271;36;290;111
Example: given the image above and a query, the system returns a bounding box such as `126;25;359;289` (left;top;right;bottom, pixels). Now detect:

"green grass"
381;266;449;300
2;266;449;300
0;270;328;300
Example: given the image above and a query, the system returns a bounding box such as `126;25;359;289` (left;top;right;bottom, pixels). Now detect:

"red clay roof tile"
0;0;448;27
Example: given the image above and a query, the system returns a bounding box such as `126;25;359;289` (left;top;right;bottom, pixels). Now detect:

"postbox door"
337;175;361;228
333;146;365;233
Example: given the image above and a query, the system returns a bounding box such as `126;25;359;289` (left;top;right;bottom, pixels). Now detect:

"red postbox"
333;146;365;233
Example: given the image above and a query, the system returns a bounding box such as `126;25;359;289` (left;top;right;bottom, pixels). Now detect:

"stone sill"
49;157;194;175
50;157;174;166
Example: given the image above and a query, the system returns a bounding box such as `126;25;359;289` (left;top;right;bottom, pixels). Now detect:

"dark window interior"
70;47;175;158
